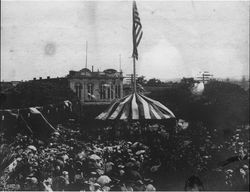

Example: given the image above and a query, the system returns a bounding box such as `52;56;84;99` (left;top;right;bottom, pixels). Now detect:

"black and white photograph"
0;0;249;191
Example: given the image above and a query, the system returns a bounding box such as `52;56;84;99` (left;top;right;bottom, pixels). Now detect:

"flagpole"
132;1;136;94
133;57;136;93
132;1;142;94
85;40;88;69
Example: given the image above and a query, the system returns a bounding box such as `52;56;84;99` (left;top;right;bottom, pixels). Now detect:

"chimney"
92;66;94;72
47;76;50;79
39;77;42;80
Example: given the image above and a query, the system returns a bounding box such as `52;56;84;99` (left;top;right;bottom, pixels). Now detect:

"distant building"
68;68;123;104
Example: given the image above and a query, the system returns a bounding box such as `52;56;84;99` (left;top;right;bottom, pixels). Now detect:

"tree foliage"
136;76;147;86
1;79;78;109
136;76;165;87
148;78;249;131
1;78;249;132
203;80;249;128
146;78;164;86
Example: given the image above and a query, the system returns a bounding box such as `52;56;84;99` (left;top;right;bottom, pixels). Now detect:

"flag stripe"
135;26;142;38
136;32;143;47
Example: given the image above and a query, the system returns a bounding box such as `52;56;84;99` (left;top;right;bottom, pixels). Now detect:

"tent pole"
133;57;136;93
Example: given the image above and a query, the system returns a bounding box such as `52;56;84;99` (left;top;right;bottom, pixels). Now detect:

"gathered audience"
0;122;249;191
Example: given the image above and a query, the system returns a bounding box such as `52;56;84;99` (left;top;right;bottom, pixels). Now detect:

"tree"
147;78;249;131
180;78;196;89
136;76;147;86
147;78;163;86
203;80;249;129
1;79;78;109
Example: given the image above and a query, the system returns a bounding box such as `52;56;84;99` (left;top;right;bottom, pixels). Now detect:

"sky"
1;0;249;81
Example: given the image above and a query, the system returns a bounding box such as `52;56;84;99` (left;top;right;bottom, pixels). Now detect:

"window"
115;85;118;98
111;85;114;99
107;86;111;99
100;83;106;100
100;83;114;100
75;83;82;99
118;85;121;98
87;83;93;100
115;84;121;98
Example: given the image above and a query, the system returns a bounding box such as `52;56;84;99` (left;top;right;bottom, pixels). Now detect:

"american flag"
132;1;143;60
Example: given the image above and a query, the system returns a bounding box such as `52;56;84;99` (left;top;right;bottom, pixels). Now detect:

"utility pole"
197;71;213;84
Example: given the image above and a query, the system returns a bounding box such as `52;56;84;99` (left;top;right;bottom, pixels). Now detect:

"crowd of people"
1;124;164;191
0;120;249;191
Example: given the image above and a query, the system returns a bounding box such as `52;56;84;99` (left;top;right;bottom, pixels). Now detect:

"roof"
68;68;123;79
96;92;175;121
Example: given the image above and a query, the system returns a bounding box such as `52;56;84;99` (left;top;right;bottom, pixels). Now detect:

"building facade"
68;68;123;104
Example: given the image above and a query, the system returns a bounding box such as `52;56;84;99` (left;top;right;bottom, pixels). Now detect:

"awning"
96;93;175;120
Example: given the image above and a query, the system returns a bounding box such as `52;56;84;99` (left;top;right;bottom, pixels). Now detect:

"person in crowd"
184;175;204;191
1;120;248;191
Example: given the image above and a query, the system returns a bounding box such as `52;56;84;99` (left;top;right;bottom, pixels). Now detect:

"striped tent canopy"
96;93;175;120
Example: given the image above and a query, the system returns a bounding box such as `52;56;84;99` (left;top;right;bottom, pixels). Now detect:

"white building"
68;68;123;104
